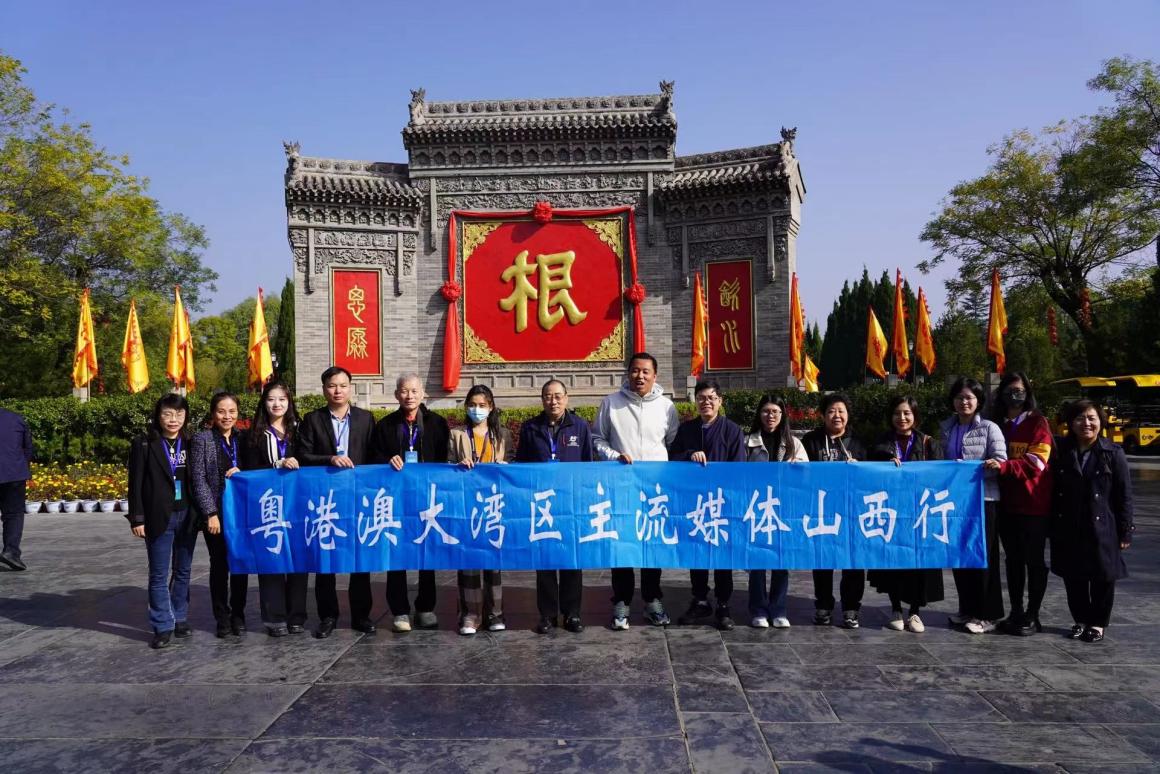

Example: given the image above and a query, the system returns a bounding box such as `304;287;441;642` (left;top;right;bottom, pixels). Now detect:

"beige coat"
448;425;515;464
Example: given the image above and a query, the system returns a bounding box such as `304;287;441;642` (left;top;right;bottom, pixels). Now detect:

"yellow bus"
1108;375;1160;454
1050;377;1122;443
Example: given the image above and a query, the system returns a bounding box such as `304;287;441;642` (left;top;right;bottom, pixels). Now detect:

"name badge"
404;450;419;464
173;480;183;499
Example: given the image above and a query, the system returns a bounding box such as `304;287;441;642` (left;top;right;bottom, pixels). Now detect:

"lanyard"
471;431;492;463
548;421;563;460
268;428;287;460
164;437;182;477
333;413;350;454
219;434;237;468
407;422;419;452
895;434;915;462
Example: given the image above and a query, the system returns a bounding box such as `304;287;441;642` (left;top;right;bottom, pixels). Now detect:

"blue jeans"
145;509;196;634
749;570;789;619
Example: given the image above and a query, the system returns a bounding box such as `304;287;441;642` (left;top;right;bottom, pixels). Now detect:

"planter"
61;501;81;513
118;499;129;512
99;500;118;513
80;500;99;512
43;501;62;513
25;501;43;514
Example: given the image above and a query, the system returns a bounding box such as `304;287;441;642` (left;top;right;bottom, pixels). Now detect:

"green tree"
270;278;295;387
192;293;281;394
919;120;1160;373
0;52;217;398
819;269;918;389
1080;57;1160;204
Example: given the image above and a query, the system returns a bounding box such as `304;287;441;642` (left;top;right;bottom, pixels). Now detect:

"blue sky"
6;1;1158;327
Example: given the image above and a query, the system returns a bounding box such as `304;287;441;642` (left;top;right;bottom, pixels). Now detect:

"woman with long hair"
868;395;944;632
744;395;807;629
126;393;197;648
190;391;249;638
449;385;514;635
240;380;305;637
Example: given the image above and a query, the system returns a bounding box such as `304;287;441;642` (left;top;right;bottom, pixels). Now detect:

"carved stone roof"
285;156;422;208
403;90;677;147
661;143;794;199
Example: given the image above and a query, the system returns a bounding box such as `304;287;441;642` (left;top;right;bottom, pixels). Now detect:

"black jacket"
126;434;187;539
0;408;33;484
516;410;594;463
801;428;867;462
1049;436;1135;581
668;416;746;462
296;405;376;467
372;404;450;464
240;428;297;471
869;430;940;462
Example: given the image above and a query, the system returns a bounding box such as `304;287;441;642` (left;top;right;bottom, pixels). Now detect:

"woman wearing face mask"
744;395;807;630
1049;400;1133;643
987;373;1053;636
190;391;250;638
449;385;514;635
941;378;1007;634
801;394;867;628
240;380;305;637
868;395;944;633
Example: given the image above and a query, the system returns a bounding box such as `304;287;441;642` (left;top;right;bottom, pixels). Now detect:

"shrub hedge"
1;382;973;464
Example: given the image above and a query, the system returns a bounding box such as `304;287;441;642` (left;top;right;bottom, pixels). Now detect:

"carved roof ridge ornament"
409;88;426;125
283;140;301;177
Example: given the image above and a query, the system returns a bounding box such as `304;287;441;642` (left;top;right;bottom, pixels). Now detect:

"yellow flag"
789;274;805;381
866;306;888;379
690;272;707;377
986;269;1008;374
166;286;196;390
915;287;936;375
891;270;911;377
72;288;99;388
802;354;820;393
121;300;150;393
248;287;274;388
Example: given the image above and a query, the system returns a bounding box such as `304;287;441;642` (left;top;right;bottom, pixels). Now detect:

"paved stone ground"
1;473;1158;773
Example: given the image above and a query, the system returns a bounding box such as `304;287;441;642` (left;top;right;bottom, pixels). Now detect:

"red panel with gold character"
459;214;627;363
331;269;382;376
705;259;755;371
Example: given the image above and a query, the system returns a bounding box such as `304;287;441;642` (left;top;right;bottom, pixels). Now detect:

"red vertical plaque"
331;269;382;376
705;259;755;371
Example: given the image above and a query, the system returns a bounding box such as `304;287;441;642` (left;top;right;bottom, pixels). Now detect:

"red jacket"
998;412;1053;516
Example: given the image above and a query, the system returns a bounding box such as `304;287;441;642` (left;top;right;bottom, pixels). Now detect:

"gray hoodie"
593;382;679;462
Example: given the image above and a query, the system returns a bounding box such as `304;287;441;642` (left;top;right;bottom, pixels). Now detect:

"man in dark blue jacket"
668;379;745;629
0;408;33;571
517;379;594;634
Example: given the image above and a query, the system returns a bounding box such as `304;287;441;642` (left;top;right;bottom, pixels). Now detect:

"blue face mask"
466;407;490;425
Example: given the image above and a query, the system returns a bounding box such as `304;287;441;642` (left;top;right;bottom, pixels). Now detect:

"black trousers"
812;569;865;611
385;569;437;616
952;503;1005;621
1063;577;1116;628
998;511;1049;618
315;572;371;622
690;569;733;605
537;570;583;618
0;480;24;558
611;567;662;604
258;573;308;627
202;529;248;623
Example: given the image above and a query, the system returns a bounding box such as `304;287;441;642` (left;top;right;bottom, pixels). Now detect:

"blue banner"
222;461;985;573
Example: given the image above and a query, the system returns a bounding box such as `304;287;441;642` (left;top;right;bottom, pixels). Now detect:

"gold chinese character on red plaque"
346;285;366;323
720;320;741;354
346;327;368;359
718;279;741;312
498;250;588;333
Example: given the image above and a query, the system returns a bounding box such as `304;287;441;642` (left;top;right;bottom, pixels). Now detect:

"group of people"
125;353;1135;651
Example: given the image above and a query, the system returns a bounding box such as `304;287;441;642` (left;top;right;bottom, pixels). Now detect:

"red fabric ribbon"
624;282;647;305
532;201;553;223
439;281;462;302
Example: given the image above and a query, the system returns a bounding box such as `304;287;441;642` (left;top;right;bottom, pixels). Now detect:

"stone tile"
0;684;304;738
675;671;750;713
1049;641;1160;665
1061;766;1160;774
0;739;248;774
922;642;1080;665
760;722;953;763
878;665;1051;691
734;664;893;692
933;722;1149;764
228;738;690;774
684;712;774;773
823;690;1003;723
1025;664;1160;692
981;691;1160;723
1101;724;1160;761
726;625;851;644
789;643;939;666
746;691;837;722
264;684;680;739
773;764;872;773
322;629;670;685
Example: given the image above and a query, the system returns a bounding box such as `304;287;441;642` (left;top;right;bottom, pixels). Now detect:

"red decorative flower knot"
440;281;463;302
624;282;647;305
532;201;553;223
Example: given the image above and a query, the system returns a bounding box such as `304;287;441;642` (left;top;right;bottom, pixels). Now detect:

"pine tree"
271;278;295;388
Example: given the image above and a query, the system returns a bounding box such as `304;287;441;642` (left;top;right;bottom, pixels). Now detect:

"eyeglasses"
696;395;720;403
953;395;977;403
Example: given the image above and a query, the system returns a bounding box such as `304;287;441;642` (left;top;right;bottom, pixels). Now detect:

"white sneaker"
887;612;905;631
964;619;995;634
907;614;925;633
612;601;630;631
392;615;411;633
458;615;478;636
772;617;791;629
750;616;770;629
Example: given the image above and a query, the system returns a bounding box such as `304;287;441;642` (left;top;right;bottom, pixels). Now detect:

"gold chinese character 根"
346;285;366;323
718;279;741;312
720;320;741;354
346;327;368;359
498;250;588;332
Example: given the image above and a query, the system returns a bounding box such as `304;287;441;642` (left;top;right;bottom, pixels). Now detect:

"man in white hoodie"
593;352;680;630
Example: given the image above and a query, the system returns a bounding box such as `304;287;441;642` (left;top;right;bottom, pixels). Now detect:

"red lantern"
1047;307;1058;346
